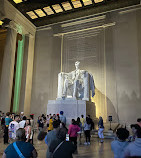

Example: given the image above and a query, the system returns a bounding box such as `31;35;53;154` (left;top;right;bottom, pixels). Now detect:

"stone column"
0;0;5;20
23;34;35;116
0;26;17;112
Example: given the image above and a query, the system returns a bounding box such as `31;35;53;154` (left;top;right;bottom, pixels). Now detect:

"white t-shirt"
9;121;19;139
19;120;26;128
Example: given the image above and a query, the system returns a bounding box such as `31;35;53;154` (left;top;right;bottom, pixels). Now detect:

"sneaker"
87;142;90;145
84;142;88;145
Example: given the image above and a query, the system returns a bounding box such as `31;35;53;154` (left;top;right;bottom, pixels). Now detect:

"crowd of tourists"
0;110;141;158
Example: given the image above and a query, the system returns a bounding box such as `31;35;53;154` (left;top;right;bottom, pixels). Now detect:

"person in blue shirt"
111;128;129;158
5;112;12;126
59;111;66;125
45;121;59;158
4;112;12;144
124;127;141;157
98;116;104;143
2;128;37;158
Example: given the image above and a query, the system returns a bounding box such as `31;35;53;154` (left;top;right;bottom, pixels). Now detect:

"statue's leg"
63;79;68;97
73;80;78;98
83;73;89;101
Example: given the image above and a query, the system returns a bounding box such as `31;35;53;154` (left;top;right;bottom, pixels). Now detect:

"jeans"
84;130;90;142
98;128;104;139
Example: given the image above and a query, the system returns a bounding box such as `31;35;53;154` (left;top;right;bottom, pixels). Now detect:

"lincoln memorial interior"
0;0;141;125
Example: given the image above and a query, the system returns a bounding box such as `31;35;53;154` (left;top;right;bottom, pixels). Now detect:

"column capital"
25;33;34;38
8;20;23;34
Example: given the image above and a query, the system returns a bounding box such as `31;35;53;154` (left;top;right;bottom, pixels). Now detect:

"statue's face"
75;61;80;69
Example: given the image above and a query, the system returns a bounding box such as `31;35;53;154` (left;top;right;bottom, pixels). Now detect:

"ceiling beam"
32;0;140;27
16;0;70;12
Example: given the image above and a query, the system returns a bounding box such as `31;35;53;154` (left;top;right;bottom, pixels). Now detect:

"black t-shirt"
50;140;76;158
37;120;44;128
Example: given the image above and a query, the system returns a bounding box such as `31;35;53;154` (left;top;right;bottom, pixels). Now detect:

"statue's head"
75;61;80;69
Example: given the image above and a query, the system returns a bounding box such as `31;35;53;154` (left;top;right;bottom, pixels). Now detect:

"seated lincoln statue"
57;61;95;101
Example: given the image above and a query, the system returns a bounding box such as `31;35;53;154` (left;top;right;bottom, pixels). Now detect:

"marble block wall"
47;100;96;124
31;7;141;125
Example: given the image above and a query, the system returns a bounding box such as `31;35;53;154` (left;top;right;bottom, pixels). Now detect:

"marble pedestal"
47;100;96;125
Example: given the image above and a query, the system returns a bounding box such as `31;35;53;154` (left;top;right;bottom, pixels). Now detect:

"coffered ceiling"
7;0;140;27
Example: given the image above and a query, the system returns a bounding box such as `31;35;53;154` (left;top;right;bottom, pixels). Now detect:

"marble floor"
0;129;114;158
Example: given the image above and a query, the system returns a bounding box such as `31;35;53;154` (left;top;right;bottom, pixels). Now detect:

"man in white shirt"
9;115;20;140
19;116;27;128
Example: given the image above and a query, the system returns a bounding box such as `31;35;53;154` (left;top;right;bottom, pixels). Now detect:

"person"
45;120;59;158
9;115;20;141
128;124;140;142
42;114;47;124
37;116;44;132
19;116;27;128
49;128;76;158
76;117;81;127
11;113;15;120
88;115;94;131
60;122;68;133
84;117;91;145
20;112;24;120
137;118;141;127
5;112;12;127
4;112;12;144
1;113;5;130
76;117;82;144
2;128;37;158
68;119;80;150
59;111;66;125
56;115;61;126
111;128;129;158
30;115;34;129
48;116;53;132
30;114;34;144
124;127;141;157
80;115;85;132
98;116;104;143
46;115;50;129
3;112;12;144
24;119;32;143
52;114;56;121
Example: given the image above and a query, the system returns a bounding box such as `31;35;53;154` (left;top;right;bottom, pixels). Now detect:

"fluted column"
0;25;17;112
13;34;25;113
0;0;5;20
23;34;35;116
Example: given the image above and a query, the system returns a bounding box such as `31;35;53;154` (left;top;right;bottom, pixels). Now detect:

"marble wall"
31;6;141;124
31;29;61;116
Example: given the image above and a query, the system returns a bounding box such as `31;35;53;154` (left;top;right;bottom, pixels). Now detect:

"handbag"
51;141;64;158
13;142;25;158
